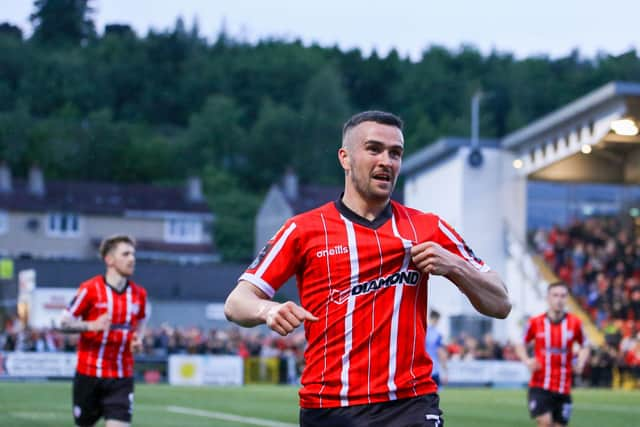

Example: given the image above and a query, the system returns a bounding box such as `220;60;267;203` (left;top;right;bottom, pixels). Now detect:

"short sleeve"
433;216;490;272
239;219;301;298
137;288;147;321
66;284;92;318
523;319;535;344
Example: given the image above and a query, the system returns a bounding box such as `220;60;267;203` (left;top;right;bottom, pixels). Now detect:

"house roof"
402;137;500;177
0;179;212;216
502;81;640;149
286;184;343;214
282;183;403;214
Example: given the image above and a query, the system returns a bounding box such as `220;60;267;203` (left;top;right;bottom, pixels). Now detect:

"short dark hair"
99;234;136;259
547;282;569;293
429;309;441;320
342;110;403;137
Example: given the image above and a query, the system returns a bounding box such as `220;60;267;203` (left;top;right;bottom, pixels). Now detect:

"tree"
202;167;260;261
299;65;351;184
0;23;23;40
181;94;247;174
30;0;95;46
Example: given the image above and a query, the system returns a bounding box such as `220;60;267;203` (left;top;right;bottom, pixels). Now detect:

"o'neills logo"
316;245;349;258
331;269;421;304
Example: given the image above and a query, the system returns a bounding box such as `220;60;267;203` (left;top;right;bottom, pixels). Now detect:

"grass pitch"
0;382;637;426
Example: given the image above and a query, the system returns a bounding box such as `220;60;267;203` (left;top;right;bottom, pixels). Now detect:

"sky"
2;0;640;61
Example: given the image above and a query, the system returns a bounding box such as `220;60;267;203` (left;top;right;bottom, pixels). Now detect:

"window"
47;212;80;237
0;211;7;234
164;218;202;243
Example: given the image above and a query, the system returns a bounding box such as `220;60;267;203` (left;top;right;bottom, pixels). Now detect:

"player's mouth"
372;172;392;182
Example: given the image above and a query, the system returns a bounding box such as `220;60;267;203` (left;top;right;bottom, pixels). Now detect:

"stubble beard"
351;172;392;203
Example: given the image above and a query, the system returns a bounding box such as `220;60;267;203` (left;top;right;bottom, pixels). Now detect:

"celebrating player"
225;111;511;427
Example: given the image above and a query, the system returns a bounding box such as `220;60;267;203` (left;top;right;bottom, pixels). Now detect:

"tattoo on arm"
58;317;89;333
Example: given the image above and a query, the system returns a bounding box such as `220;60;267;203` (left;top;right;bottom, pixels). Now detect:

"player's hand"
411;241;460;276
130;332;143;353
89;313;111;331
525;358;540;373
441;371;449;386
264;301;319;336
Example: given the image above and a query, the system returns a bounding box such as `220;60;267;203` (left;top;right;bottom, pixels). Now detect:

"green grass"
0;382;638;426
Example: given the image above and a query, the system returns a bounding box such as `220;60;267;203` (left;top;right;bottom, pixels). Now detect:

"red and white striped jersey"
66;275;147;378
241;199;490;408
523;312;584;394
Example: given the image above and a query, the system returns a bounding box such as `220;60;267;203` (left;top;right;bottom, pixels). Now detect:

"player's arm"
575;342;590;375
411;241;511;318
58;310;111;333
131;291;148;353
130;317;146;353
224;280;318;336
515;342;539;372
437;346;449;384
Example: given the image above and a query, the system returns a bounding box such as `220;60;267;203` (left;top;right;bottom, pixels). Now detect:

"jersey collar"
545;311;567;324
334;194;393;230
102;275;130;294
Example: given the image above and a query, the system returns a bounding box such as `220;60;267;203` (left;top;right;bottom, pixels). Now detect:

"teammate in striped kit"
60;235;147;427
225;111;511;427
516;282;590;427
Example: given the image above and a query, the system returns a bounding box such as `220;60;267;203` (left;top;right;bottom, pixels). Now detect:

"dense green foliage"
2;1;640;260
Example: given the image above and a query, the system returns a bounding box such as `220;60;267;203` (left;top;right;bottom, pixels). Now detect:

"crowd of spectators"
0;317;305;360
532;216;640;386
3;216;640;389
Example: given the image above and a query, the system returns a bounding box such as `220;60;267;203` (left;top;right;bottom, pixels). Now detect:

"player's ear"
338;147;350;171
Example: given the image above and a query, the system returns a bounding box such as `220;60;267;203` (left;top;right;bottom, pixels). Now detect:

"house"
0;164;217;264
254;170;342;253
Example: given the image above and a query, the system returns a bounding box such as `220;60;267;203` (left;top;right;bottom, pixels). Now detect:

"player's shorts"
300;393;444;427
527;387;572;425
72;372;134;425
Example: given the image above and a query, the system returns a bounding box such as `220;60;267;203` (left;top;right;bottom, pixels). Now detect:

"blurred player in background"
516;282;590;427
60;234;147;427
225;110;510;427
426;309;448;387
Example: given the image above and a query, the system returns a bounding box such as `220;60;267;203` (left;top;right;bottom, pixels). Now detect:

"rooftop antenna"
468;90;484;168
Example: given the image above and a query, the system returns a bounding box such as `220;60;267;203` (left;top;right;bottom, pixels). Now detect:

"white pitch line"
167;405;298;427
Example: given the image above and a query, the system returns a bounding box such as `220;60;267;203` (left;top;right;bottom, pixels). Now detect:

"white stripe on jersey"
116;286;133;378
239;273;277;298
559;317;568;393
97;285;114;378
367;230;384;404
387;214;414;400
401;206;420;396
242;222;297;298
318;213;333;408
256;223;297;278
543;317;551;390
69;288;88;315
437;220;490;272
339;215;358;407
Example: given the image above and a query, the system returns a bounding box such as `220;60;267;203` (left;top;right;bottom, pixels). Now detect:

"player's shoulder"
530;313;547;323
390;201;440;223
289;201;337;228
78;275;104;290
128;280;147;296
566;312;583;325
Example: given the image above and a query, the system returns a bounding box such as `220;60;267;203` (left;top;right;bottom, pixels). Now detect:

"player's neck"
341;189;389;221
105;271;127;291
547;309;565;322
